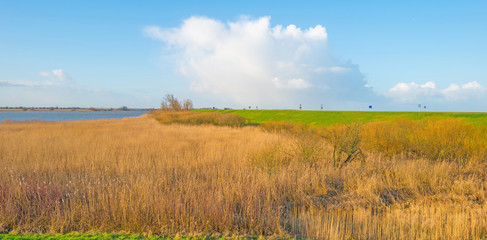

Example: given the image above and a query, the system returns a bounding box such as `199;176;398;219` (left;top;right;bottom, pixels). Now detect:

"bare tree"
161;94;192;111
161;100;169;110
183;99;193;110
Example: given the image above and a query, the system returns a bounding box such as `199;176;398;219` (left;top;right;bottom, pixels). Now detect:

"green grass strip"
195;109;487;126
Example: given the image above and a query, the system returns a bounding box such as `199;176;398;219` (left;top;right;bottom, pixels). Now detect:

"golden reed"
1;114;486;239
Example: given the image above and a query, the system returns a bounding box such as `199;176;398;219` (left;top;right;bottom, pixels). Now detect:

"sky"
1;0;486;111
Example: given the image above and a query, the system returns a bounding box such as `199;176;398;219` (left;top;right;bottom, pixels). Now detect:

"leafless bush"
183;99;193;110
327;122;365;168
161;94;182;111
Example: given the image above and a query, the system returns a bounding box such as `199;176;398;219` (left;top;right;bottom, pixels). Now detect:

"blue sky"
1;1;486;111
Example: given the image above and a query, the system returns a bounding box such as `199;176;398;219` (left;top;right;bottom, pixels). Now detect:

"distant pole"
321;104;323;110
418;104;421;112
299;104;302;110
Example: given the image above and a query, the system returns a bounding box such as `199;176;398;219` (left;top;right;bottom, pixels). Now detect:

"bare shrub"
183;99;193;110
161;94;182;111
326;122;365;168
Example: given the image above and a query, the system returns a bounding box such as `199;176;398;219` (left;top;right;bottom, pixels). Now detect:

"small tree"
183;99;193;110
161;98;169;110
161;94;192;111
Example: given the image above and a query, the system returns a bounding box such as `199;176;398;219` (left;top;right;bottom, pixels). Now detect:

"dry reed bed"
261;118;487;163
150;110;247;127
1;115;487;239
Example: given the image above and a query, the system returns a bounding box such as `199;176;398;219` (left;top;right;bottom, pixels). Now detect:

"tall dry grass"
360;118;487;163
261;118;487;164
150;110;247;127
1;115;487;239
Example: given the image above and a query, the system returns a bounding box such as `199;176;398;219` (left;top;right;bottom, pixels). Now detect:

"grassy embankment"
195;109;487;126
1;110;487;239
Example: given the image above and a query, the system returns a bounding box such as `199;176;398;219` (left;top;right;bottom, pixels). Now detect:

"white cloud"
270;23;328;40
52;69;69;81
39;69;70;82
442;81;486;101
272;77;311;89
145;16;374;108
385;81;487;103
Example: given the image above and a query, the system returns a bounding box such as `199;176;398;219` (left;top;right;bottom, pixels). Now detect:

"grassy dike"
195;109;487;126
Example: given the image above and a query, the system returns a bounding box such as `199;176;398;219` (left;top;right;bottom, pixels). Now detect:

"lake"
0;110;149;122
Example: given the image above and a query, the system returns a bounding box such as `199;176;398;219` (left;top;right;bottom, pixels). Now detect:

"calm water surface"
0;110;148;121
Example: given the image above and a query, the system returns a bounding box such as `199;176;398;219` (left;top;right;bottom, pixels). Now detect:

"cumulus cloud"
145;16;375;109
385;81;487;103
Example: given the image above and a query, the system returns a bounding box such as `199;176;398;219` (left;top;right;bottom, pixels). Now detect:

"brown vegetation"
150;110;246;127
1;114;487;239
261;117;487;165
160;94;193;111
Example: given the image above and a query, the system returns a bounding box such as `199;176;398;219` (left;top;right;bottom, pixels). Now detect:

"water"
0;110;149;122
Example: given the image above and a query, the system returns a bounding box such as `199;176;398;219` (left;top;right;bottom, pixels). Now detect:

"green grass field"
195;109;487;126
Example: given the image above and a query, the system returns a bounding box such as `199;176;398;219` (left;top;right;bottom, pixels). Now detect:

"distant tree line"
161;94;193;111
